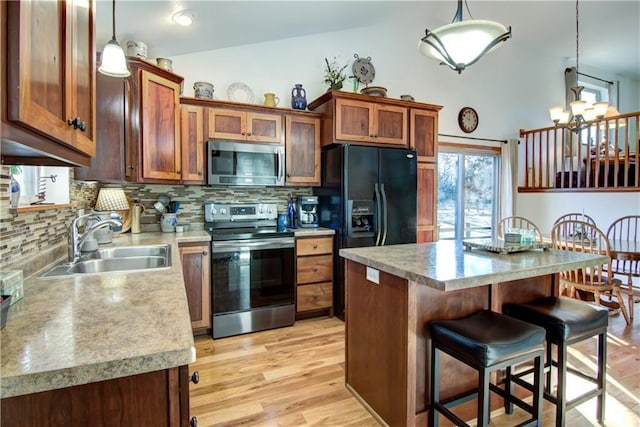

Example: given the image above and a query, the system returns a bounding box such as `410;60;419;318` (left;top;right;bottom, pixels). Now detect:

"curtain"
500;139;518;219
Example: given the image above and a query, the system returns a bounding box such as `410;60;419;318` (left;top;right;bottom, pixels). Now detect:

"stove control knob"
220;208;226;215
211;208;217;215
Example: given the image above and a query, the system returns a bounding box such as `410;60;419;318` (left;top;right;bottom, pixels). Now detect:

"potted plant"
323;57;348;91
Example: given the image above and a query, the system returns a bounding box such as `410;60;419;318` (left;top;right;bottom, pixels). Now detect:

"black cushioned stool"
429;310;546;427
503;297;609;427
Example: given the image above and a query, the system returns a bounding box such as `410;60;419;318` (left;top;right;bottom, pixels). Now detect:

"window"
437;147;500;240
11;166;70;207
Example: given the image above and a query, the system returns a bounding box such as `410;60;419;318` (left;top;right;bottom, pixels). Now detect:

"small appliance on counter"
297;196;319;228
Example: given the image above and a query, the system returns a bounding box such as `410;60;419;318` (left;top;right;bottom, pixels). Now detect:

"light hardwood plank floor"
191;307;639;426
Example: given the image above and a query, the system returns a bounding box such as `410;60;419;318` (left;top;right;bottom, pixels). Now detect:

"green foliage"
9;165;22;175
323;57;348;91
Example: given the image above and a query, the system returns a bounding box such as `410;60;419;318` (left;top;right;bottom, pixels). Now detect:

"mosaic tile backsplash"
0;165;312;275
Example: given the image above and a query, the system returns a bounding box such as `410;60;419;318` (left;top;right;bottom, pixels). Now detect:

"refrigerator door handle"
374;183;382;246
380;183;388;245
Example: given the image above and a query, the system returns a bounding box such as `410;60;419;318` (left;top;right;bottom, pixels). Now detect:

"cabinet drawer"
297;282;332;311
297;254;333;284
296;237;333;256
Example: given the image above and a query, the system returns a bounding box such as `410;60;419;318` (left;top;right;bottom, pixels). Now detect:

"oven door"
211;237;295;337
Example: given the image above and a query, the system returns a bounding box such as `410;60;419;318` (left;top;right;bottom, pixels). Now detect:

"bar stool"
429;310;546;427
503;297;609;427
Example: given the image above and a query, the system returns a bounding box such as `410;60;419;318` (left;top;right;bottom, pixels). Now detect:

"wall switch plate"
366;266;379;285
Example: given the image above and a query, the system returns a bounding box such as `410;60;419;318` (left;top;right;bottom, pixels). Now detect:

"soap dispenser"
131;199;143;234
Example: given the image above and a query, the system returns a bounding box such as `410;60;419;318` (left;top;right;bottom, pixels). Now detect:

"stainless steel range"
204;202;295;339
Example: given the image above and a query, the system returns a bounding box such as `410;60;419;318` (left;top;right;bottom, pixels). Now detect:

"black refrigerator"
315;144;417;318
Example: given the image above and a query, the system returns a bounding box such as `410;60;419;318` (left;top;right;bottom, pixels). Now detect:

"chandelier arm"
421;31;460;72
451;29;512;70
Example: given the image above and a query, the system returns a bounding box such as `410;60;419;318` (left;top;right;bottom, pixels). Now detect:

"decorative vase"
9;175;20;208
291;84;307;110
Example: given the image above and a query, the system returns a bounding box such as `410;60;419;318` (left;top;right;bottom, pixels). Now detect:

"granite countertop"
339;240;609;292
0;230;211;399
293;227;335;237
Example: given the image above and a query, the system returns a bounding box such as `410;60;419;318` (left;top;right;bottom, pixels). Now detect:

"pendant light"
98;0;130;78
418;0;511;74
549;0;609;133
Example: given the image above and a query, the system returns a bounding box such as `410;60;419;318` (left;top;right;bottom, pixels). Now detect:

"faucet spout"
69;214;122;263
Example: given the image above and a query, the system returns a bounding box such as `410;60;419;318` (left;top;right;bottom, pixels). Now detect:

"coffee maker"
297;196;319;228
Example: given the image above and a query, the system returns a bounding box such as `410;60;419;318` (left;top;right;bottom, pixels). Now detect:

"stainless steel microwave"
207;141;285;186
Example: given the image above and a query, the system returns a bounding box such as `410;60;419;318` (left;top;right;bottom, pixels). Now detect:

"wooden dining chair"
497;216;543;241
551;220;631;325
606;215;640;319
553;212;597;226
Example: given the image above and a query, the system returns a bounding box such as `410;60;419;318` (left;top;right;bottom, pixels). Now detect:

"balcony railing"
519;111;639;191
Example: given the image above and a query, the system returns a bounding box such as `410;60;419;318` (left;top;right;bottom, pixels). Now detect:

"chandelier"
549;0;609;133
418;0;511;74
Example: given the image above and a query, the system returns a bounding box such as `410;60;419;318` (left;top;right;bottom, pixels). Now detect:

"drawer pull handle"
190;371;200;384
312;267;318;272
190;416;198;427
313;244;318;249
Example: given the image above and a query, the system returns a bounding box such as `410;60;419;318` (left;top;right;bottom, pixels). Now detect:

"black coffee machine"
297;196;319;228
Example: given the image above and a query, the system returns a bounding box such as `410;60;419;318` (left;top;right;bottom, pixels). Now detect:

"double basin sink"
41;244;171;277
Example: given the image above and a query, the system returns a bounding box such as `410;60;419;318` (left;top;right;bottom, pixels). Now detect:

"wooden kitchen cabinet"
0;365;195;427
285;114;321;186
208;108;282;143
179;242;211;334
75;58;186;183
335;98;407;146
295;236;333;318
180;105;206;184
411;107;441;243
1;0;96;167
410;109;438;162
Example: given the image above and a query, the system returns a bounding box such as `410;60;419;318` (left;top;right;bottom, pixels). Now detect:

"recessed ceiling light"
172;10;193;27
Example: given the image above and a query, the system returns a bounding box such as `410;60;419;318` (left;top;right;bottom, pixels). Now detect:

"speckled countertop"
340;240;609;292
293;227;335;237
0;231;211;399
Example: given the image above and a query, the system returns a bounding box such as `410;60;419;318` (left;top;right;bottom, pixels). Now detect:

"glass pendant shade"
98;39;130;78
418;20;511;72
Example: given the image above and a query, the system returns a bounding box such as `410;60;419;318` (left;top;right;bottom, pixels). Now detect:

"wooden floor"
191;306;640;426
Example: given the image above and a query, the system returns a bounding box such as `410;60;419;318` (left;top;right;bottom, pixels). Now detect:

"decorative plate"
227;82;255;104
352;54;375;84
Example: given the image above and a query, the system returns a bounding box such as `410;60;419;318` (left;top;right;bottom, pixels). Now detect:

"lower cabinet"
295;235;334;318
0;366;196;427
179;242;211;335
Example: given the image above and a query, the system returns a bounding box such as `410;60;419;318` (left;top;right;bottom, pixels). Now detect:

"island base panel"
1;366;188;427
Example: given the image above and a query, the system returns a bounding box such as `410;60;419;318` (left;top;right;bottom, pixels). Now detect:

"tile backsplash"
1;165;312;275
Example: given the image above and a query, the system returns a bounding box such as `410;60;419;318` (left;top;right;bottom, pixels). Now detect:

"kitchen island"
339;240;609;426
0;231;210;426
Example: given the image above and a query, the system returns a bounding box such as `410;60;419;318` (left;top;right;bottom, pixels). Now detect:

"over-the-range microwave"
207;141;285;186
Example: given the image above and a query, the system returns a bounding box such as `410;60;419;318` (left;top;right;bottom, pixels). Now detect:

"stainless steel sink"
41;245;171;277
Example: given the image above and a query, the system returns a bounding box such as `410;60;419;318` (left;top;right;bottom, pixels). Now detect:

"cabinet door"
411;109;438;162
208;108;246;140
6;0;95;157
417;162;437;243
335;99;373;142
247;112;282;143
285;115;320;186
181;105;206;184
180;244;211;333
140;70;182;181
373;104;407;146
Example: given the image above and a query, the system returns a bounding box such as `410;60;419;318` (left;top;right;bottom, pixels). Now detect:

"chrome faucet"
69;213;122;263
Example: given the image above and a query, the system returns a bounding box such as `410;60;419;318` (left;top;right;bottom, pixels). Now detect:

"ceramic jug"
263;93;280;107
193;82;214;99
291;84;307;110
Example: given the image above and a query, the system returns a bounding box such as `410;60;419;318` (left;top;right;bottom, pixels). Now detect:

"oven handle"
212;237;295;253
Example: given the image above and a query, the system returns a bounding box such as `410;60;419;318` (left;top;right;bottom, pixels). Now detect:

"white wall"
169;10;640;230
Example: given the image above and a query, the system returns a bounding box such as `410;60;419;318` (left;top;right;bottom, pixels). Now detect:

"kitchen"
2;1;640;426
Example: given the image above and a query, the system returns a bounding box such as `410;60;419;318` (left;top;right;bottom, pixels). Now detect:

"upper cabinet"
285;114;320;186
1;0;96;166
208;108;282;143
180;105;206;184
76;58;185;183
410;109;438;163
335;98;407;146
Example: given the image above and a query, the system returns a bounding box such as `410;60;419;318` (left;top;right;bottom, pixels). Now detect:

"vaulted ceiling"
96;1;640;80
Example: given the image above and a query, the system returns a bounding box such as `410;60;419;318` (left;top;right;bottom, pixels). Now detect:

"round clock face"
458;107;479;133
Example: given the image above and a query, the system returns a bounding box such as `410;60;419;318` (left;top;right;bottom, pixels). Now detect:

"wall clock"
458;107;479;133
